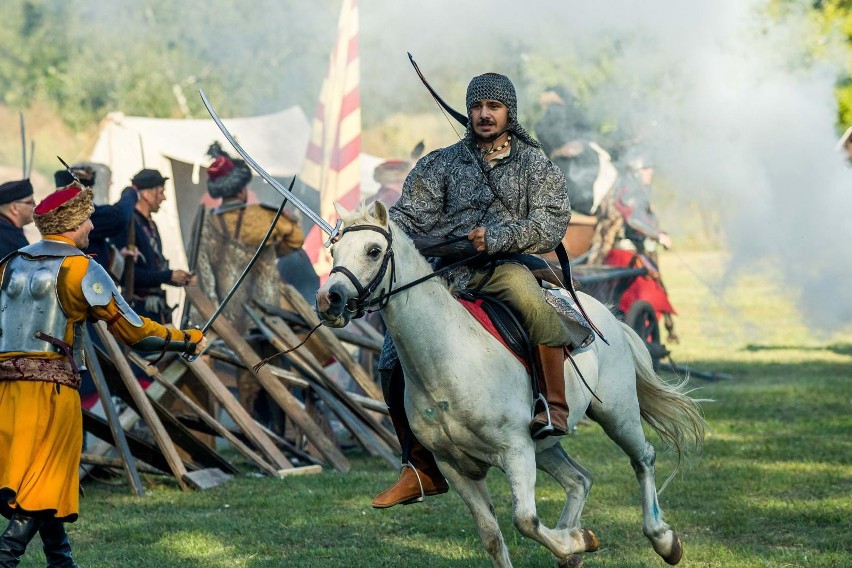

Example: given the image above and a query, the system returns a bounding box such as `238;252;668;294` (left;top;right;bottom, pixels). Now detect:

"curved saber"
199;89;341;246
183;191;291;362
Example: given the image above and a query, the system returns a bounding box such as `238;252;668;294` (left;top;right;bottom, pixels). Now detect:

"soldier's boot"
39;521;79;568
371;383;448;509
0;513;41;567
530;345;569;440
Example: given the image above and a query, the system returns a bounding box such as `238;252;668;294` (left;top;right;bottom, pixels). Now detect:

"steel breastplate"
0;255;71;355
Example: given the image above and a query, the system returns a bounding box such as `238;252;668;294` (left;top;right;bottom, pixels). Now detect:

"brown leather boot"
372;371;448;509
529;345;569;439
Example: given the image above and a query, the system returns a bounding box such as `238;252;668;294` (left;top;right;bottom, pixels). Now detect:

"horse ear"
333;202;350;221
368;200;389;226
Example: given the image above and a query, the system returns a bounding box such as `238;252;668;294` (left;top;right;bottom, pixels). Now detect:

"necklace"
480;135;511;155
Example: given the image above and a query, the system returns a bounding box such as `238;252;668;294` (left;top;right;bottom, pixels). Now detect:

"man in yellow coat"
0;182;207;567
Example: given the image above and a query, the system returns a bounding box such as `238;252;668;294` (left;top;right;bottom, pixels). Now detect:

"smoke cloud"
361;0;851;333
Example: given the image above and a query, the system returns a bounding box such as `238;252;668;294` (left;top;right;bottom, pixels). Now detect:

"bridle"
329;225;396;318
328;223;485;319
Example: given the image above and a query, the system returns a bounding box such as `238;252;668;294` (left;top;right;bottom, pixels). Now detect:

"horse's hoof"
662;533;683;565
581;529;600;553
558;554;584;568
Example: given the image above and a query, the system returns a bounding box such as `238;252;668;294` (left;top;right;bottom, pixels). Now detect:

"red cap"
207;156;235;181
35;186;82;215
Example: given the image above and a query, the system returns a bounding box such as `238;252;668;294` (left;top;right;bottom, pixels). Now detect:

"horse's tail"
620;322;707;487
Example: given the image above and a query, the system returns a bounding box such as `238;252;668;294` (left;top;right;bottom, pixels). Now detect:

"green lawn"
18;250;852;567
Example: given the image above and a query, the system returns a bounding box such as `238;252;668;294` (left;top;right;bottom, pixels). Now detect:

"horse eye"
367;245;381;259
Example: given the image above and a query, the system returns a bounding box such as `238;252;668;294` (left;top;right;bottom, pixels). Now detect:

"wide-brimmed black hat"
0;179;34;205
131;168;169;190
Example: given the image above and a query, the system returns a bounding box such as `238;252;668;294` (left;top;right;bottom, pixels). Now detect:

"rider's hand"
467;227;488;253
658;232;672;250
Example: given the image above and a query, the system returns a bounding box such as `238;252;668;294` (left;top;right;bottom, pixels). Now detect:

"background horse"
316;202;706;567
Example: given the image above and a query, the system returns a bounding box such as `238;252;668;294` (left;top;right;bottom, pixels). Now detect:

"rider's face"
470;99;509;143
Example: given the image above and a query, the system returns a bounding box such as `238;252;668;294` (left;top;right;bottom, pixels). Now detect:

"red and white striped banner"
301;0;361;280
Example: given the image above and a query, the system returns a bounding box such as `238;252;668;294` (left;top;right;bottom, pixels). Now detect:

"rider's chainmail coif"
464;73;540;149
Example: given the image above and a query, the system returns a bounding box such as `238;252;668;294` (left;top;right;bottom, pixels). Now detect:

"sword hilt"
323;218;344;248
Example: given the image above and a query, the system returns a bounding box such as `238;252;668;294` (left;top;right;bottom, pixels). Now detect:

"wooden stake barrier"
184;286;350;473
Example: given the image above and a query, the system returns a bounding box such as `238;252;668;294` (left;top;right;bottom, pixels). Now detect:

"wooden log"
184;286;350;473
93;322;190;490
80;453;166;475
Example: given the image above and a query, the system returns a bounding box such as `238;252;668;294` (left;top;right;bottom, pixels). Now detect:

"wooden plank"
93;322;191;490
184;286;350;473
126;351;282;478
279;284;385;401
183;468;232;490
83;331;145;497
246;307;399;454
277;464;322;477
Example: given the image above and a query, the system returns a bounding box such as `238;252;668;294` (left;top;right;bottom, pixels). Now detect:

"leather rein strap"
329;225;484;318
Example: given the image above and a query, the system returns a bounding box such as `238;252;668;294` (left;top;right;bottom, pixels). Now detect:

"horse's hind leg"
590;410;683;565
536;444;595;533
438;463;512;567
503;448;598;564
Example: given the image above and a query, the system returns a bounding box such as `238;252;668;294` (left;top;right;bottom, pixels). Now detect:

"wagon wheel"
624;300;667;362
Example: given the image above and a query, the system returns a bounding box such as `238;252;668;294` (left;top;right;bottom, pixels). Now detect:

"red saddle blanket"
457;297;531;373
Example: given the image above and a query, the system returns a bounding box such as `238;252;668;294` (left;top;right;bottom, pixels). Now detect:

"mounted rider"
373;72;593;509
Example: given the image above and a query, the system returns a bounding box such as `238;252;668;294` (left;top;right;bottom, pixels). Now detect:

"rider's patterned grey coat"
389;135;571;292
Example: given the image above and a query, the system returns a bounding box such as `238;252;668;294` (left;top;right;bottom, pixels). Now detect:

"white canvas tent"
89;110;381;322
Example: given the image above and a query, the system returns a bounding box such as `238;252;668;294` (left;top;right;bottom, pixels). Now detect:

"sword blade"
199;89;340;241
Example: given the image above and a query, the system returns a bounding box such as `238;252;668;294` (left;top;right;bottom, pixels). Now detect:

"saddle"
455;291;534;373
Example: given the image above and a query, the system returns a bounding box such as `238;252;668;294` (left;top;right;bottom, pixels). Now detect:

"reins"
329;225;485;319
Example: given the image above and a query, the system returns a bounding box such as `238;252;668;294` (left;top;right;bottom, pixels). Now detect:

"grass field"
17;250;852;568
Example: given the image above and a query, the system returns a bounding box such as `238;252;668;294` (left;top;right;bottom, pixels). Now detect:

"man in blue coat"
0;179;34;259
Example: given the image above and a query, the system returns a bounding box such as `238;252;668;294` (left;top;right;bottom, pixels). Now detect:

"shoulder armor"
82;260;143;327
19;240;86;259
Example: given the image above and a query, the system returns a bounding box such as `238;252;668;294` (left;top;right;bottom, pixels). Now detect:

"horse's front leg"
503;446;598;563
437;461;511;568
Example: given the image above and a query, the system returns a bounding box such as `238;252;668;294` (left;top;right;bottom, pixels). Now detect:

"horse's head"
316;201;394;328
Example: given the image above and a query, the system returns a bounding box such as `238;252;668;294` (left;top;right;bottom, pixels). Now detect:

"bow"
407;52;468;127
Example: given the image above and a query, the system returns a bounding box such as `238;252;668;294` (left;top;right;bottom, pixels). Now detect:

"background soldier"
0;179;35;259
116;168;196;324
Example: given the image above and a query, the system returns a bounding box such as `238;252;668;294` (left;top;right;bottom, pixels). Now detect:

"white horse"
316;202;706;567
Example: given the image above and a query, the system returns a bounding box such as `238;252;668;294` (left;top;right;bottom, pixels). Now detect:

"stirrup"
530;393;554;439
400;461;426;504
